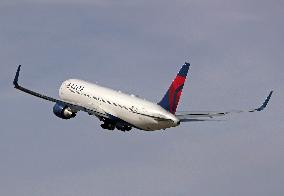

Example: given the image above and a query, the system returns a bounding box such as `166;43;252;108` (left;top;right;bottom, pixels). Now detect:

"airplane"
13;62;273;132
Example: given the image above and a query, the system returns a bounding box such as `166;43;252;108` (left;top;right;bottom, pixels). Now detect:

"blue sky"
0;0;283;195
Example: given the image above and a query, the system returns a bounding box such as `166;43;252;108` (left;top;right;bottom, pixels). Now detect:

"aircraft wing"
13;65;104;116
176;91;273;122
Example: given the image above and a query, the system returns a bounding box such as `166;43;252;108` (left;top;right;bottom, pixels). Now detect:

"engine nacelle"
53;103;76;119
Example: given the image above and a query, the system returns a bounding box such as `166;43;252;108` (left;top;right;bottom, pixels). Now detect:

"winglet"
250;91;273;112
13;65;21;87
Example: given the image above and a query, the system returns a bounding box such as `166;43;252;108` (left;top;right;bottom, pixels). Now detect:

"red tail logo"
158;62;190;114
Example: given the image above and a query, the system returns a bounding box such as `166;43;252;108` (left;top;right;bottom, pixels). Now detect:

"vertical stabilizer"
158;62;190;114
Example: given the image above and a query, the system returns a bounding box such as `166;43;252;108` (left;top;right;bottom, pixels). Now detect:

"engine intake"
53;103;76;119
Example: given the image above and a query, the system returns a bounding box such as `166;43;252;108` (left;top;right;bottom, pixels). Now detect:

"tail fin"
158;62;190;114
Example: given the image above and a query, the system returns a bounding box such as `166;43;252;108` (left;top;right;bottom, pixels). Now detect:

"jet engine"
53;103;76;119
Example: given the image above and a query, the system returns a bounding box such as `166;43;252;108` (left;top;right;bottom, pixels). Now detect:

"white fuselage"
58;79;180;131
